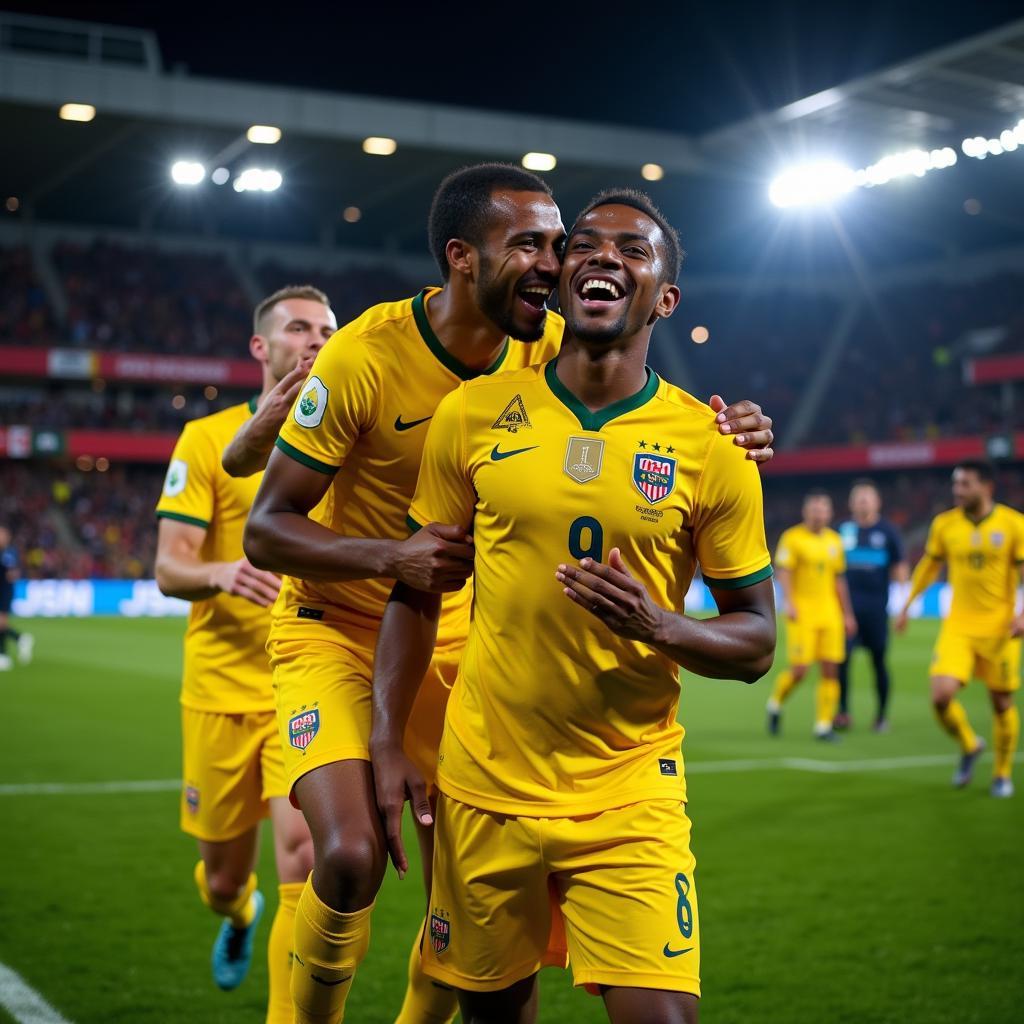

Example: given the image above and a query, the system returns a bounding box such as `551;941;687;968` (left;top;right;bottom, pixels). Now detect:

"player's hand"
556;548;666;643
253;359;315;438
209;558;281;607
368;738;432;880
845;613;858;638
1010;613;1024;639
785;604;798;623
894;610;909;634
393;524;474;592
710;396;774;463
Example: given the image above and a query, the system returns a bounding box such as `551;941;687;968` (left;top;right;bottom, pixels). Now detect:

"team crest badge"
632;453;676;504
185;785;200;814
163;459;188;497
991;532;1004;548
429;910;451;954
492;394;531;433
294;376;328;428
288;709;320;751
564;436;605;484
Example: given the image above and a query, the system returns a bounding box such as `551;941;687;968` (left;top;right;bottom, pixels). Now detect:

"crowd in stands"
2;461;1021;581
0;246;57;343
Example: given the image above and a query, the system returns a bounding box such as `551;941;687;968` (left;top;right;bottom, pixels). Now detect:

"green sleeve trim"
274;437;338;475
156;511;210;529
703;564;774;590
406;514;423;534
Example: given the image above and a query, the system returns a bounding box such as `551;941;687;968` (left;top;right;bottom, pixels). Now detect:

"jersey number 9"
568;516;604;562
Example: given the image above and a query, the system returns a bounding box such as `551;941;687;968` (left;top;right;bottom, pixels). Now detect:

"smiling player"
370;190;777;1024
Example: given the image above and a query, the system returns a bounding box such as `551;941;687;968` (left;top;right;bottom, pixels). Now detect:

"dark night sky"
8;1;1024;132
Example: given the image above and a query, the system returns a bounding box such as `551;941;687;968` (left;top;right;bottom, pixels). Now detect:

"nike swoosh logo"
311;973;353;986
491;444;539;461
663;943;694;958
395;414;432;432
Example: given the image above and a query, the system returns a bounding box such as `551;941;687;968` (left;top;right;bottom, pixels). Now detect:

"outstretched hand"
710;395;774;463
369;741;432;880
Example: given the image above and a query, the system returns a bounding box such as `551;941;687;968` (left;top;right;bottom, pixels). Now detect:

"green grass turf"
0;616;1021;1023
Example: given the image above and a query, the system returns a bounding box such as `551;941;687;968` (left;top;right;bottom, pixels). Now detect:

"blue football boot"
212;889;264;990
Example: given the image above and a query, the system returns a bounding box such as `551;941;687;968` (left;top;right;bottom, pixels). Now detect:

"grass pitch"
0;617;1021;1024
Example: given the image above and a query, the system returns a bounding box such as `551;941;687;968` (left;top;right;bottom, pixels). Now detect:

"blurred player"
896;461;1024;797
766;491;856;740
370;191;776;1023
154;285;336;1022
0;525;33;670
835;480;907;732
244;164;776;1024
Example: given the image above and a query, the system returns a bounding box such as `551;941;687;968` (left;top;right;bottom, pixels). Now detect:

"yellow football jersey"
272;288;564;646
775;524;845;625
156;399;274;713
409;359;772;817
924;504;1024;637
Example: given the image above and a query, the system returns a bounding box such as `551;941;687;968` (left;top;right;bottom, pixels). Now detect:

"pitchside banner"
12;579;957;618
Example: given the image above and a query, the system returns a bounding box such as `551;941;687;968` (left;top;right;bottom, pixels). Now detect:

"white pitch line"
0;754;960;797
0;961;74;1024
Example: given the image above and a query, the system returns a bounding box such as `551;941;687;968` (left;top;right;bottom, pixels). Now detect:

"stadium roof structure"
2;11;1023;279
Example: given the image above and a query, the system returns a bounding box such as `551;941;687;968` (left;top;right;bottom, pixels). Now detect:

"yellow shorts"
423;794;701;996
931;629;1021;691
180;707;285;842
269;623;458;793
786;615;845;666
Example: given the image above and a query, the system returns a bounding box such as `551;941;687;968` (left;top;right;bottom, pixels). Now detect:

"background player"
369;190;776;1024
0;525;33;671
767;491;856;740
244;164;776;1024
896;461;1024;797
155;285;336;1022
835;479;907;732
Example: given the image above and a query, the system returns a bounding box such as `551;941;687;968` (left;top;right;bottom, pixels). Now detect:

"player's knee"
204;868;248;905
317;831;386;901
280;833;315;882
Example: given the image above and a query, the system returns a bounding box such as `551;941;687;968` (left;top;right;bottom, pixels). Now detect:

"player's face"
849;485;880;521
803;495;832;530
951;468;990;511
474;190;564;342
0;527;9;548
260;299;338;382
560;204;678;345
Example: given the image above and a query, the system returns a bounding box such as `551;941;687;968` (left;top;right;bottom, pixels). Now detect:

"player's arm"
896;519;945;632
709;395;774;463
244;450;473;590
774;566;795;621
369;389;477;876
889;525;910;585
836;574;857;637
155;517;280;606
221;360;312;477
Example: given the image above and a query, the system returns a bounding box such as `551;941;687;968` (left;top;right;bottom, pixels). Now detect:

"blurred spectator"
0;245;57;342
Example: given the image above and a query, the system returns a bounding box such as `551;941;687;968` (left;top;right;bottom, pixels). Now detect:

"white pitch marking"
0;961;74;1024
0;779;179;796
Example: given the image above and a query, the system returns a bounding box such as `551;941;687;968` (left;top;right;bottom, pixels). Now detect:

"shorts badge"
185;785;200;814
632;453;676;504
430;909;451;955
289;709;320;751
659;758;678;777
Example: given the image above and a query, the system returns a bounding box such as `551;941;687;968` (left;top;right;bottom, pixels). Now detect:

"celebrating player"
835;480;908;732
243;164;776;1024
370;190;776;1023
154;285;336;1022
766;491;857;740
896;461;1024;797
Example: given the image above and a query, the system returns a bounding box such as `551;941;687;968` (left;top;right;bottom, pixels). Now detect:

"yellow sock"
266;882;304;1024
394;919;458;1024
993;705;1019;779
770;669;798;706
291;877;373;1024
934;700;979;755
194;860;257;928
815;678;840;732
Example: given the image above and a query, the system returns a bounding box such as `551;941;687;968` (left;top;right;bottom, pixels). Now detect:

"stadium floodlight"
641;163;665;181
961;120;1024;160
362;136;397;156
232;168;283;192
59;103;96;122
171;160;206;186
211;167;230;185
768;160;855;208
522;152;557;171
343;206;362;223
691;326;709;344
857;146;956;187
247;124;281;144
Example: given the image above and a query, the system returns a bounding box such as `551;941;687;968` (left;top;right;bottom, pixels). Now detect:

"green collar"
963;505;995;527
544;358;659;432
411;289;509;381
248;395;259;414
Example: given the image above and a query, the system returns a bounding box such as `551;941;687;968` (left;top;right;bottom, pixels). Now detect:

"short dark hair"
850;478;879;492
428;163;553;280
954;460;995;484
254;284;330;333
804;489;831;502
572;189;684;283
